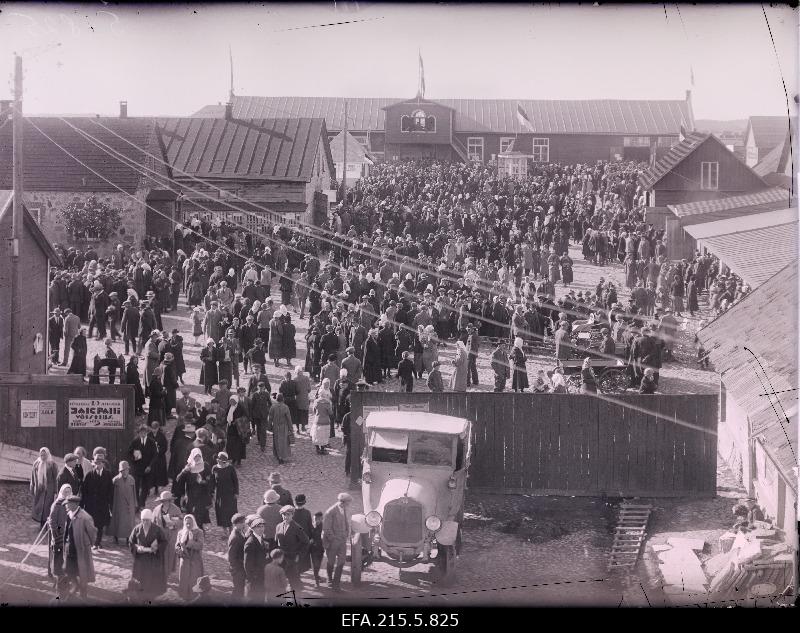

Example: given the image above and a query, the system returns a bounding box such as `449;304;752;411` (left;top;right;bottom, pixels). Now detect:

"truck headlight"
363;471;372;484
425;515;442;532
365;511;382;527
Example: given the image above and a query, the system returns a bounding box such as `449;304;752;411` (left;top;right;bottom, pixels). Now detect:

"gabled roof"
639;132;767;190
155;117;332;182
667;187;791;221
0;118;157;193
753;130;793;190
0;190;62;266
747;115;792;150
196;95;694;136
697;263;797;489
329;130;373;164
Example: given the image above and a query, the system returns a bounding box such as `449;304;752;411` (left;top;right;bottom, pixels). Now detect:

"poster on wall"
68;399;124;429
20;400;57;427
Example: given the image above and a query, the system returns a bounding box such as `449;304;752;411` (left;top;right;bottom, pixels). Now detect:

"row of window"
468;137;551;163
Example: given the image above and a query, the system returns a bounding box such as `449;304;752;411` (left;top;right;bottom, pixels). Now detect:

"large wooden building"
156;112;335;228
639;132;768;208
193;92;695;165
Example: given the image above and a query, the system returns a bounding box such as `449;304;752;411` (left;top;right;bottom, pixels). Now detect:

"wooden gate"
349;393;718;498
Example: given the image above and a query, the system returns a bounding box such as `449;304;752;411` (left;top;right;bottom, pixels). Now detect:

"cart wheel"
435;544;457;586
350;533;364;586
599;369;627;394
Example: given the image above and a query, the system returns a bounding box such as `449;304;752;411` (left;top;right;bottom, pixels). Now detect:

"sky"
0;2;796;121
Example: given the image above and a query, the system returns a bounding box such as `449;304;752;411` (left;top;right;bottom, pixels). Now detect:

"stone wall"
22;189;147;258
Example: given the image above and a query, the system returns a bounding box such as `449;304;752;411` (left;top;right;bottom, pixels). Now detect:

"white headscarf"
227;395;239;423
56;483;73;501
514;337;524;349
187;447;204;474
36;447;53;486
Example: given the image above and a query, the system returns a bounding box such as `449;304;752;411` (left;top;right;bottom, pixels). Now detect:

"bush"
58;196;121;240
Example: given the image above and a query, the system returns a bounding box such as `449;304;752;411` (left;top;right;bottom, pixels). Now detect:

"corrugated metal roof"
329;130;372;164
668;187;790;219
0;118;156;193
205;96;693;135
698;224;798;288
748;116;792;151
684;208;797;240
638;132;708;189
155;117;329;182
697;263;797;486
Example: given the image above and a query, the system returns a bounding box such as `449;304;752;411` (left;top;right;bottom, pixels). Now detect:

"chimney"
225;102;233;120
120;100;128;118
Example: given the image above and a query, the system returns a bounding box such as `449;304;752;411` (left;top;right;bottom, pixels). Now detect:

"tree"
58;196;121;240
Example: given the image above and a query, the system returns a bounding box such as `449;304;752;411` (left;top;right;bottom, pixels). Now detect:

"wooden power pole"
341;100;348;202
10;54;23;372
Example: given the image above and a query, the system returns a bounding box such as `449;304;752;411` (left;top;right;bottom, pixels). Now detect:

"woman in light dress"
152;490;182;579
175;514;205;601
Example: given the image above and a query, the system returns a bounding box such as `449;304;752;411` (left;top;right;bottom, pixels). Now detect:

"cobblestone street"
0;244;722;606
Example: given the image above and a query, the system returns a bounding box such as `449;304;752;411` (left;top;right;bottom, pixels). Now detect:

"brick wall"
22;190;147;258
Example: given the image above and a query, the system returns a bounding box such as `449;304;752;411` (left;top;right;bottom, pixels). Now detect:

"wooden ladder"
609;501;652;570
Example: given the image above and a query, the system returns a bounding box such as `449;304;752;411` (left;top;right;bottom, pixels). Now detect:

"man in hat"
120;298;140;356
322;492;353;591
62;308;81;367
48;308;64;366
269;472;294;507
175;385;200;421
63;495;97;599
58;453;83;498
88;281;110;340
191;575;224;604
275;505;310;592
137;301;156;355
243;517;268;603
341;346;362;384
80;454;113;549
144;330;162;395
228;513;248;601
257;490;283;551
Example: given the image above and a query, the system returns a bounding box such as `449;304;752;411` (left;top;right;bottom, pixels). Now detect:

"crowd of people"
31;157;750;603
32;440;360;603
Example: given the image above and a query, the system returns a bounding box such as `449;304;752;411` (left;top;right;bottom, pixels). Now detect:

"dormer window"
401;109;436;133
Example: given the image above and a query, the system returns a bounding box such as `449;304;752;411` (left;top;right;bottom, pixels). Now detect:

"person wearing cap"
128;425;158;512
244;516;268;603
61;307;81;367
136;301;157;356
275;505;310;592
294;367;311;435
109;461;137;546
341;346;363;384
227;513;248;600
268;393;294;465
57;453;83;498
212;452;239;536
63;494;97;599
250;380;272;452
48;308;64;366
153;490;182;578
639;367;658;394
190;575;224;605
257;489;284;551
292;493;313;564
129;508;168;599
144;330;162;397
426;360;444;392
79;455;113;549
322;493;353;591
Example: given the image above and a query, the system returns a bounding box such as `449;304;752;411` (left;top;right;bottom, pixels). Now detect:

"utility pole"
341;100;348;202
10;54;23;372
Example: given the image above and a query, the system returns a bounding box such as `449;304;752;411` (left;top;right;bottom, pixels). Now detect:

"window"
411;434;453;466
370;429;409;464
701;162;719;190
532;137;549;162
500;137;516;153
658;136;678;148
401;110;436;133
467;137;484;162
623;136;650;147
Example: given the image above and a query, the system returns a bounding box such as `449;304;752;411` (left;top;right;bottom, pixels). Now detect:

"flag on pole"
516;102;532;131
417;51;425;99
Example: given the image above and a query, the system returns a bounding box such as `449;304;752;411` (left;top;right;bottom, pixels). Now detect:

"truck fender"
350;513;371;534
435;521;459;545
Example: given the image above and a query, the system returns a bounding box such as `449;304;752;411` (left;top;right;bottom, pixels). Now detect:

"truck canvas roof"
364;412;470;436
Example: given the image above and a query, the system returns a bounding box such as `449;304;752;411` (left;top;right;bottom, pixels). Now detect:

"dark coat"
57;466;82;498
244;534;268;594
362;336;382;383
127;435;158;478
275;519;310;558
129;522;168;597
80;468;113;528
148;429;169;487
227;528;246;583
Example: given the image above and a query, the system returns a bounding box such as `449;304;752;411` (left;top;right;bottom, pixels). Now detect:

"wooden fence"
0;377;136;475
349;392;718;498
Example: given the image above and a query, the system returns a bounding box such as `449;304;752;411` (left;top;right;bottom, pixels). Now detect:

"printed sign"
398;403;430;412
68;399;124;429
20;400;58;427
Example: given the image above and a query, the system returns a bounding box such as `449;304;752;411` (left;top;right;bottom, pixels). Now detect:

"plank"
548;396;562;491
558;396;573;491
493;395;506;491
512;393;524;491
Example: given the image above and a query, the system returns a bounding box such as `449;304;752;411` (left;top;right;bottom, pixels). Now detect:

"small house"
329;129;373;189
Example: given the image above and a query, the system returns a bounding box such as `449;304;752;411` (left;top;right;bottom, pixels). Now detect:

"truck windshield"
370;429;409;464
411;433;453;466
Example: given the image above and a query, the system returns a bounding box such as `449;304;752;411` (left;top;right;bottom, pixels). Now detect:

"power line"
26;117;714;434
